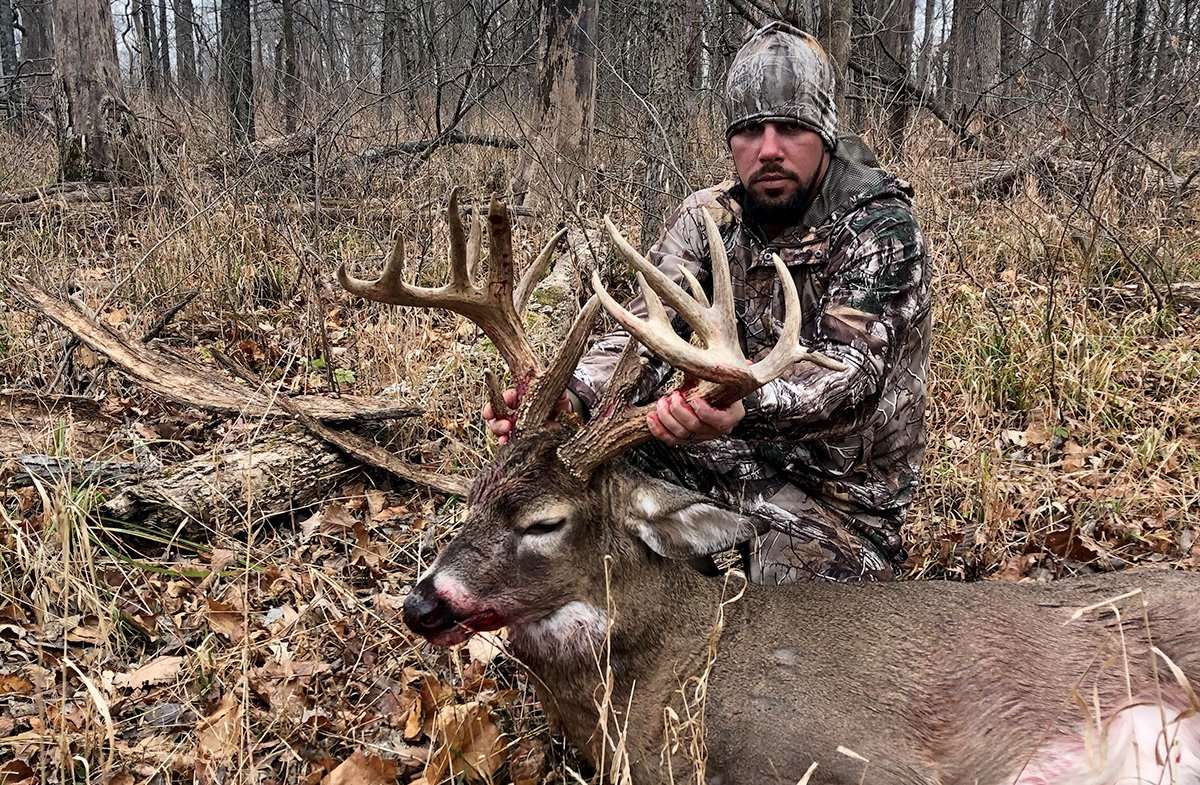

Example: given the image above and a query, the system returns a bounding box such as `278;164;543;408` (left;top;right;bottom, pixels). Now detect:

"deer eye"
523;517;566;537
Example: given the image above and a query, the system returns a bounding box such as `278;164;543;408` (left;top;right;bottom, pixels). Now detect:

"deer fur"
405;432;1200;785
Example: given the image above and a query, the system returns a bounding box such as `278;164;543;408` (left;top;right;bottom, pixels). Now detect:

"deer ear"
626;476;764;559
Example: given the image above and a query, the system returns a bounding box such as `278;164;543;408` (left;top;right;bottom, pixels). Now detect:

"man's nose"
403;579;459;636
758;125;784;161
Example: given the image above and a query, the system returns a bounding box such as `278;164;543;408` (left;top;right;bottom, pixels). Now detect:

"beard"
742;180;809;227
740;163;817;227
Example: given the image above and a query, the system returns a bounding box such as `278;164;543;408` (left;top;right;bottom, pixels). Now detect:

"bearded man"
487;22;931;584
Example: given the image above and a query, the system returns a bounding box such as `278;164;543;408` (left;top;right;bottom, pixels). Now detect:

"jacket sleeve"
567;196;716;416
739;203;928;439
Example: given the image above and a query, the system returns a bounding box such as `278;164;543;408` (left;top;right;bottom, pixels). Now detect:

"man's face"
729;121;827;211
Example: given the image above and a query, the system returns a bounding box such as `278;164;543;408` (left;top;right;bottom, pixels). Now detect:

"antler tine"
515;227;567;316
559;213;848;478
337;232;416;305
700;209;735;325
338;190;541;387
517;295;601;431
465;204;483;282
603;217;710;332
486;195;516;304
447;188;470;289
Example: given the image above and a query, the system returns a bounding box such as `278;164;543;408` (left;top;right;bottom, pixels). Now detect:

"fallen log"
1088;281;1200;312
0;389;119;457
96;424;361;529
8;275;417;423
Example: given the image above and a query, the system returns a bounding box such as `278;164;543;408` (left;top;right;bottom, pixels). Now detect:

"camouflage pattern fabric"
724;21;839;149
568;135;931;583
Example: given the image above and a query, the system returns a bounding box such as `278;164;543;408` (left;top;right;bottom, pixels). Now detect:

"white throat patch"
509;601;610;662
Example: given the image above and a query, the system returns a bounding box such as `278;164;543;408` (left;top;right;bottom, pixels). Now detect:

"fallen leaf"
0;674;34;696
508;738;547;785
114;656;184;689
365;489;387;516
991;553;1038;582
423;700;506;784
300;502;358;543
209;548;236;573
321;750;398;785
467;632;504;666
196;693;241;761
206;600;245;643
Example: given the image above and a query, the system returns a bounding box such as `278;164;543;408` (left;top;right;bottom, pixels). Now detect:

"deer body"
340;195;1199;785
505;548;1200;785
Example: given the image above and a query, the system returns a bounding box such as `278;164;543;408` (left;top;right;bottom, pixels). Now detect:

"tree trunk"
509;0;599;211
15;0;54;90
157;0;172;85
133;0;158;93
819;0;853;116
380;0;405;114
172;0;196;94
220;0;254;143
916;0;937;87
280;0;298;132
1;0;17;120
52;0;147;182
876;0;915;152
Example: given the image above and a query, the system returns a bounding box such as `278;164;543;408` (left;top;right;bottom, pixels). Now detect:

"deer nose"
403;583;458;636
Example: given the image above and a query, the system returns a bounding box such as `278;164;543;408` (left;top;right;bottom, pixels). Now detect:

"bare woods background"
0;0;1198;782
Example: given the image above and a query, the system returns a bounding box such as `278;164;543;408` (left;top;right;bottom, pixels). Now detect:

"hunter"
486;22;931;583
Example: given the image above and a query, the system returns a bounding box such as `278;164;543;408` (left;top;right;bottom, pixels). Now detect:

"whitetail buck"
339;192;1200;785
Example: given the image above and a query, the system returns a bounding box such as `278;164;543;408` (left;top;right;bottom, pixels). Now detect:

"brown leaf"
0;758;36;785
300;502;358;543
364;489;387;516
209;548;236;573
320;750;398;785
423;700;506;784
196;693;241;761
114;656;184;689
991;553;1038;582
206;599;245;642
0;674;34;696
508;738;547;785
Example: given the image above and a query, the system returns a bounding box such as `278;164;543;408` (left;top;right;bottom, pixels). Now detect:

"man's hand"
648;390;744;447
483;388;575;444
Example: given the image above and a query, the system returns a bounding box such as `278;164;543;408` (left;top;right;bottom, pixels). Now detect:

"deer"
338;191;1200;785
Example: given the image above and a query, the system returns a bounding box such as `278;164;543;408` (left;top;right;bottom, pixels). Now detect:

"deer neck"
506;552;730;759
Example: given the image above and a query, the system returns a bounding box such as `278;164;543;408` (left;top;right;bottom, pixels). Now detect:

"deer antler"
338;189;598;440
558;208;845;478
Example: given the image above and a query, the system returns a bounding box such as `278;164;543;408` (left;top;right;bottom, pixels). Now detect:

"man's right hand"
483;388;576;444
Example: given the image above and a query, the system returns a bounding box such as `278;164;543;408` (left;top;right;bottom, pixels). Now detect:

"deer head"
338;191;843;651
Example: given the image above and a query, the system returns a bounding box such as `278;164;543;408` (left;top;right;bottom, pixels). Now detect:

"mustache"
751;164;799;183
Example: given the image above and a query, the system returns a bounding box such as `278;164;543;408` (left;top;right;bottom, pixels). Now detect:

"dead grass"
1;107;1198;783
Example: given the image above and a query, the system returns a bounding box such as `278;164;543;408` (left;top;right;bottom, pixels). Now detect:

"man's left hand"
648;390;745;447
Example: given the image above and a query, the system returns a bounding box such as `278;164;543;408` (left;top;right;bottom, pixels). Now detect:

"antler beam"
560;208;846;477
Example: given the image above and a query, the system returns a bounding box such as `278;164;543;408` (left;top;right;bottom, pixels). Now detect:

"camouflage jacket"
568;136;931;530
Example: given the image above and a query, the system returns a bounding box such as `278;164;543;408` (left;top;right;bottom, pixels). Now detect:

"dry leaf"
209;548;236;573
114;656;183;689
321;750;398;785
423;700;506;784
508;738;547;785
206;599;245;642
0;674;34;696
991;553;1038;582
196;693;241;761
365;489;387;516
300;502;358;543
467;632;504;666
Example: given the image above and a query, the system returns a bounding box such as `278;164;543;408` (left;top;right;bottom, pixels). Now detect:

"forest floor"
1;115;1198;784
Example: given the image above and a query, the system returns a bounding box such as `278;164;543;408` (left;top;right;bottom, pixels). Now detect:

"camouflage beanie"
723;22;838;150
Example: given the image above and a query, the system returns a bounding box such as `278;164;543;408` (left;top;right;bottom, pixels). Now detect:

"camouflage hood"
723;21;838;149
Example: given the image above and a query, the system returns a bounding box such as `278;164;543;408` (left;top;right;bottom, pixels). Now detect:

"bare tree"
221;0;255;142
279;0;299;132
158;0;173;86
14;0;53;90
510;0;600;209
53;0;147;181
173;0;197;94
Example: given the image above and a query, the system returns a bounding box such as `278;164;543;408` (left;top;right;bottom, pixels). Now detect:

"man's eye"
524;518;566;536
